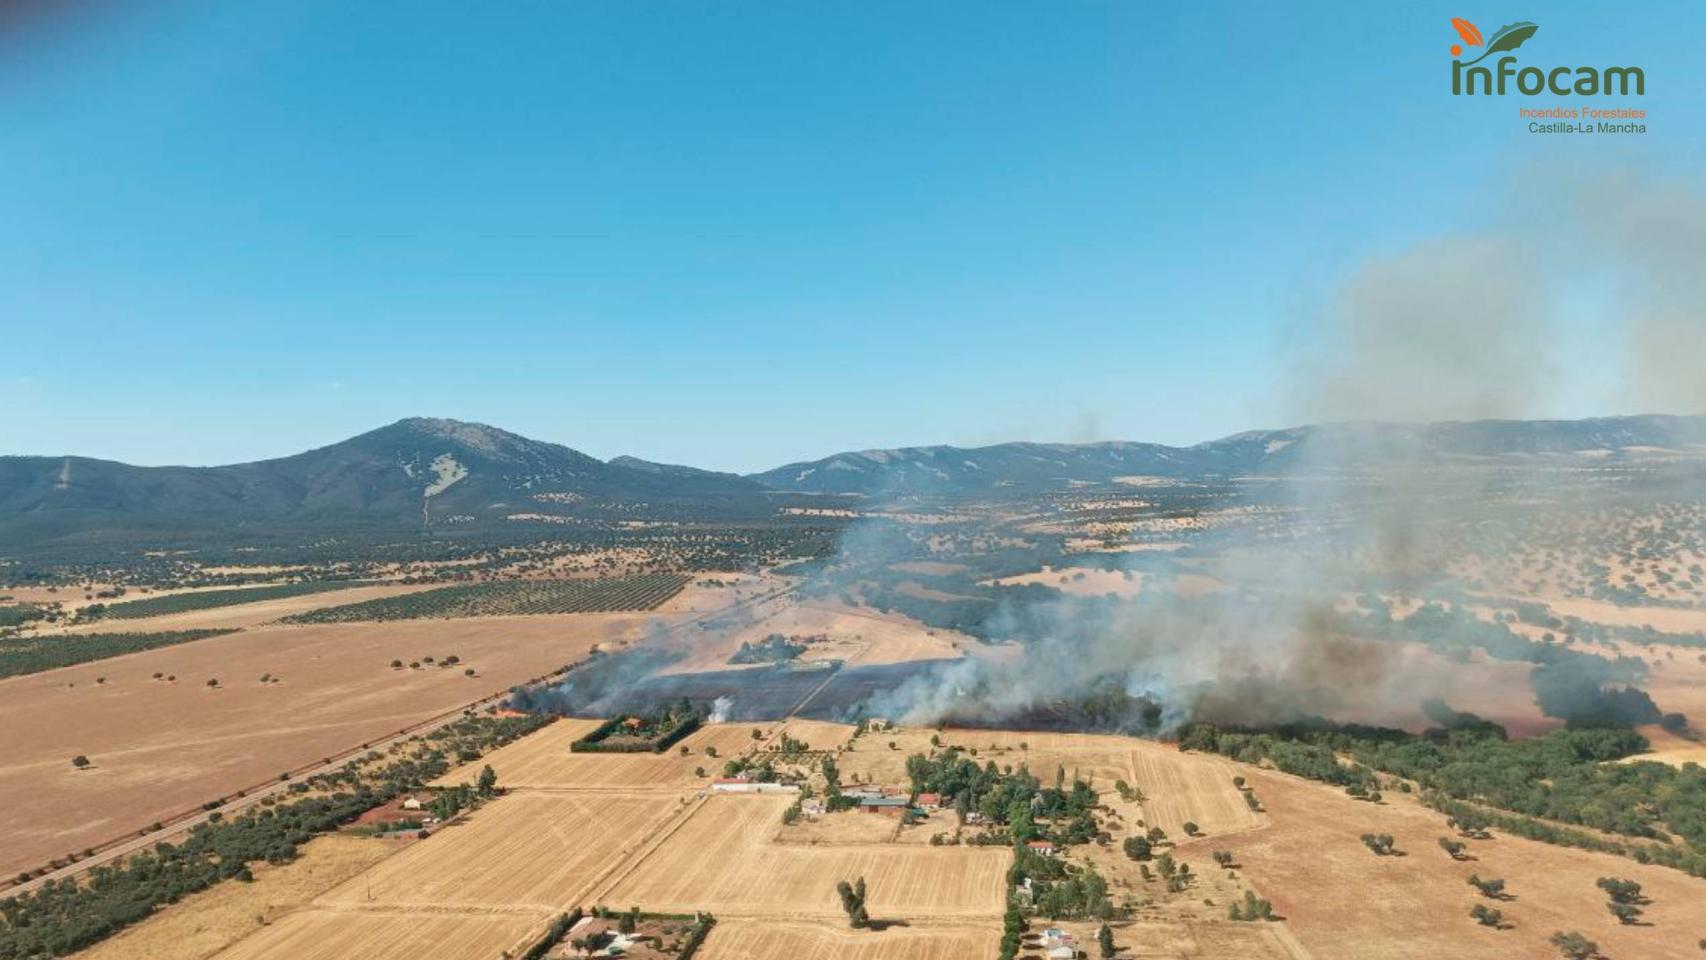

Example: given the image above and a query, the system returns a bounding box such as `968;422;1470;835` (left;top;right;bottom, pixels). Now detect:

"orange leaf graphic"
1450;17;1483;46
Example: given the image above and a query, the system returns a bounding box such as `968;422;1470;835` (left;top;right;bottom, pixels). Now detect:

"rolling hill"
3;414;1703;548
748;415;1706;494
0;418;767;546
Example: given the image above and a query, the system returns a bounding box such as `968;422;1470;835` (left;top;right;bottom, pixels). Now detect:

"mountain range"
3;414;1703;549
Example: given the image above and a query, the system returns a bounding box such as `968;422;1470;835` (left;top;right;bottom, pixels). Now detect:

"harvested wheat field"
77;833;399;960
433;721;772;790
1126;743;1267;840
210;908;536;960
53;582;439;633
319;791;680;912
1044;919;1302;960
1219;764;1706;960
943;730;1265;839
833;727;943;785
698;918;998;959
0;613;659;877
602;794;1008;919
775;719;855;752
1630;722;1706;766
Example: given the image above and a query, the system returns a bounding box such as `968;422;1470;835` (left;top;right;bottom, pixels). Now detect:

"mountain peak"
389;417;525;455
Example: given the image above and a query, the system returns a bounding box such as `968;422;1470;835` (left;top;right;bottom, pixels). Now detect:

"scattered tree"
836;876;870;928
1548;930;1598;960
1468;875;1507;899
1360;833;1397;856
1596;877;1643;904
1470;904;1504;928
1607;901;1642;925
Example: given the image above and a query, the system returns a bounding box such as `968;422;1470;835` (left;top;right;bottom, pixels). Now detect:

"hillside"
748;415;1706;494
3;414;1704;548
0;418;767;546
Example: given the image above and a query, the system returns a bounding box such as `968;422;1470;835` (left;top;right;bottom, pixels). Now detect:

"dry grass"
432;721;773;790
76;833;398;960
1629;722;1706;767
317;791;680;912
209;909;537;960
938;730;1265;840
0;613;656;877
834;728;942;787
698;919;998;959
54;584;439;633
601;794;1008;920
987;566;1145;598
1219;764;1706;960
776;719;855;753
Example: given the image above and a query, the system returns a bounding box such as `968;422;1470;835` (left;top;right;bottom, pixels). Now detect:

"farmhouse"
400;792;435;811
1025;839;1059;856
915;791;942;810
1041;927;1081;959
561;916;650;958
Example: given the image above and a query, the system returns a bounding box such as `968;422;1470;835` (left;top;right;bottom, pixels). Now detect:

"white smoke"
709;695;734;724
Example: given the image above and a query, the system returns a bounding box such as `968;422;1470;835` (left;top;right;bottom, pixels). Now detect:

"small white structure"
711;778;800;795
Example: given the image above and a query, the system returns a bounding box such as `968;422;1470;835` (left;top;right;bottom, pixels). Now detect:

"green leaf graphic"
1461;21;1539;66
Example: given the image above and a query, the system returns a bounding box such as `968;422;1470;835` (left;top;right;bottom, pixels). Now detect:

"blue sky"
2;1;1701;472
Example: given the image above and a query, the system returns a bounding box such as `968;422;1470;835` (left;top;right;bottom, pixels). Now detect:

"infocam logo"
1449;18;1644;96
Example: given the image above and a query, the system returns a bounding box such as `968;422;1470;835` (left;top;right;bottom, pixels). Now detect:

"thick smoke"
507;619;686;716
831;169;1706;735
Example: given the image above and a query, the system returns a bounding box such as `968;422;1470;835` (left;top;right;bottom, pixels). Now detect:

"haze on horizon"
4;1;1704;473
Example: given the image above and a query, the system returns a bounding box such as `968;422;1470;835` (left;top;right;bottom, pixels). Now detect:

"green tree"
1097;922;1115;958
476;764;497;797
1468;875;1506;899
1607;901;1642;925
1548;931;1598;960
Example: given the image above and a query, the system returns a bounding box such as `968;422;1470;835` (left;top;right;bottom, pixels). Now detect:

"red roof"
1025;840;1056;850
916;792;942;805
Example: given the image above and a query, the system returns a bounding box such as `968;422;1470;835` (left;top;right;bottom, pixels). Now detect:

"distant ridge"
746;415;1706;494
2;414;1703;546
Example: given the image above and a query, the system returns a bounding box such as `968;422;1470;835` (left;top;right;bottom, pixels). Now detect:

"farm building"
857;796;909;815
915;792;942;810
1025;839;1059;856
1025;927;1079;959
400;792;435;811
